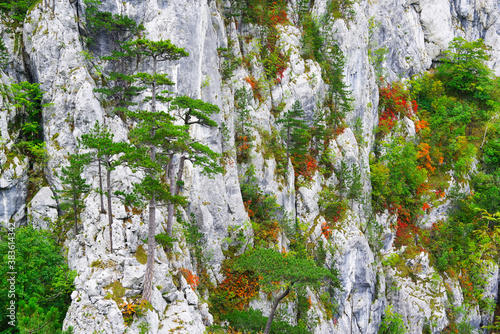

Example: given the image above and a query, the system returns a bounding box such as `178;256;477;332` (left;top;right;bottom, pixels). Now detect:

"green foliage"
336;161;363;203
178;212;204;265
221;308;311;334
5;82;48;161
0;226;76;333
235;87;253;164
240;166;280;246
83;0;144;46
482;137;500;172
277;100;310;166
436;37;496;104
217;41;242;81
318;185;348;224
301;14;323;61
230;247;339;333
320;44;353;127
124;39;190;207
57;153;92;234
233;248;339;293
0;37;9;68
370;138;427;215
104;281;125;305
378;306;406;334
325;0;355;21
155;233;177;250
138;321;151;334
135;245;148;265
0;0;40;27
472;170;500;215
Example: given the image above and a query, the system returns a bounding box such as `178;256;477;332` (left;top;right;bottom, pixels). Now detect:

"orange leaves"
435;189;446;198
244;76;263;101
120;300;151;325
422;202;430;211
237;135;250;152
243;200;254;217
179;267;200;290
414;119;429;133
292;154;318;180
416;142;436;173
458;271;475;302
236;135;251;164
321;222;332;239
121;302;136;318
269;1;288;25
215;268;260;312
245;76;256;89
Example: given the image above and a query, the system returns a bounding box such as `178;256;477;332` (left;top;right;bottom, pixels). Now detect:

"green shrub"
370;138;427;216
240;166;280;246
378;306;406;334
155;233;177;250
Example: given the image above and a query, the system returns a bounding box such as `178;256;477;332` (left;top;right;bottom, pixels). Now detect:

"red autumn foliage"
378;82;416;134
179;267;200;290
321;222;332;239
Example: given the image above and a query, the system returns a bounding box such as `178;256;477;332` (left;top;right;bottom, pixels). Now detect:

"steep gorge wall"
0;0;499;333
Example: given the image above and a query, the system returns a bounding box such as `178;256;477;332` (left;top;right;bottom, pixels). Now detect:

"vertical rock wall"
0;0;499;332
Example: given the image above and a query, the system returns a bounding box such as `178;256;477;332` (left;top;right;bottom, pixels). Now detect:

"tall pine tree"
125;38;189;302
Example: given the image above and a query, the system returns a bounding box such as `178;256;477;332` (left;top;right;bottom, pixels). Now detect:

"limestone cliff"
0;0;499;333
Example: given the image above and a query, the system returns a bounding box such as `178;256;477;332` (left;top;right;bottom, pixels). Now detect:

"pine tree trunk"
98;159;105;213
166;155;186;238
106;156;113;254
143;57;158;302
286;126;291;169
166;155;175;237
264;286;290;334
73;193;78;235
143;195;156;302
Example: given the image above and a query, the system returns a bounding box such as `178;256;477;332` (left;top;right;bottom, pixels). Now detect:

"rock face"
0;0;499;332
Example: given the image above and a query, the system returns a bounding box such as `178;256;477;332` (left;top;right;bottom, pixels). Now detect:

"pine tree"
79;122;129;253
276;100;310;168
164;96;223;236
124;38;189;302
57;153;91;235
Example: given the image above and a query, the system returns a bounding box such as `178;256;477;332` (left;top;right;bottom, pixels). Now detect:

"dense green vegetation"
0;227;76;333
371;37;500;328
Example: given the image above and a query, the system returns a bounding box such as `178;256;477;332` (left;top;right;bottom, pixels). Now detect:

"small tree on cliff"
233;248;340;334
164;96;223;237
57;153;91;235
276;100;310;169
79;122;129;254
